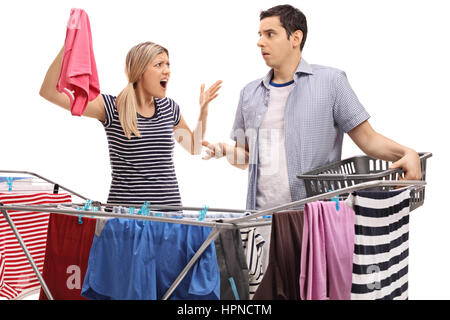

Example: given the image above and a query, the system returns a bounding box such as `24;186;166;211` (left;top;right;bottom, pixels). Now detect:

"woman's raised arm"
39;45;105;121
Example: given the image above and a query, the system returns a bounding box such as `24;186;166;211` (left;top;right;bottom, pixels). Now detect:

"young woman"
39;41;222;210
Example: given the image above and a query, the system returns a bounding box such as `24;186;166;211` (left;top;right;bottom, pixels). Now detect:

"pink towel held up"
57;8;100;116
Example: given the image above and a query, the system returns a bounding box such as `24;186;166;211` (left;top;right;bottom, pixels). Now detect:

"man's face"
257;16;297;69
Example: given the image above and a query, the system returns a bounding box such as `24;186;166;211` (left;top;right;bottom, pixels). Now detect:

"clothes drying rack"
0;169;427;301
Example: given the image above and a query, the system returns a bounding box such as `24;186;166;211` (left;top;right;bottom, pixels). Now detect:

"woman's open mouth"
160;80;168;89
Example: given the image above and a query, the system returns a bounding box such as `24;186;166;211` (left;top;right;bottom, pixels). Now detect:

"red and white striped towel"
0;192;72;299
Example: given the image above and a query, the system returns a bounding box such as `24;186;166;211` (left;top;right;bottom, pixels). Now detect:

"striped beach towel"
346;189;410;300
0;192;72;299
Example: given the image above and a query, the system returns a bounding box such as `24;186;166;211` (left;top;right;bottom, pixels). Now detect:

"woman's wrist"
198;106;208;119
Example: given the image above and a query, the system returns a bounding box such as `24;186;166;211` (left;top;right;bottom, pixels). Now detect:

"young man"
203;5;422;280
203;4;421;212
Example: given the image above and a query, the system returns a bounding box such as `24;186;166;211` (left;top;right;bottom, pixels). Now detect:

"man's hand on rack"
389;149;422;180
348;121;422;181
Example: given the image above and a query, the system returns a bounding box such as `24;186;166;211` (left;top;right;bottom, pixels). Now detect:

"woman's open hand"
199;80;222;110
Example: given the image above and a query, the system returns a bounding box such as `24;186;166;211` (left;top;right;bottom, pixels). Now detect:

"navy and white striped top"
100;94;182;209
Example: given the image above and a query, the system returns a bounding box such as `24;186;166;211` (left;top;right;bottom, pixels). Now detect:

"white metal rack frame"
0;170;426;300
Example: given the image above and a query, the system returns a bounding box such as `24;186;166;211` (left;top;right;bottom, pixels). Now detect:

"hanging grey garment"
214;229;250;300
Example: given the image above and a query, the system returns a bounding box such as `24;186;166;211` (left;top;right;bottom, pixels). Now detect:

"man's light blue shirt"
230;58;370;210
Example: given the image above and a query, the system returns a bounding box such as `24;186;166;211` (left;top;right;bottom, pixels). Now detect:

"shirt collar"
262;58;314;89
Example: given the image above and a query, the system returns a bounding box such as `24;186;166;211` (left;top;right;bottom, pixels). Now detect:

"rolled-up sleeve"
333;71;371;133
100;93;116;128
171;98;181;126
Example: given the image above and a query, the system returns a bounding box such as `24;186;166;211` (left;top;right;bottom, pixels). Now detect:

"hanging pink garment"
57;8;100;116
299;201;355;300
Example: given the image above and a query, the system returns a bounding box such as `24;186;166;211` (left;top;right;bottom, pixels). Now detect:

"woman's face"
139;52;170;99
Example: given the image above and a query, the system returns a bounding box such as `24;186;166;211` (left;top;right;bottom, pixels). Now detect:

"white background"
0;0;448;299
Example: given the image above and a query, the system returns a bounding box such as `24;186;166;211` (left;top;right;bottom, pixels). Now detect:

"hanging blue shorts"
81;218;220;300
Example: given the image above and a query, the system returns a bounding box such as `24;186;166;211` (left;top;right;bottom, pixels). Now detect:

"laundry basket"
296;152;432;211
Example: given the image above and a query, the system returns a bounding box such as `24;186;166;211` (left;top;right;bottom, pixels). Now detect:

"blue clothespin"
332;197;340;211
6;177;13;191
139;201;150;225
198;206;208;221
77;207;84;224
78;200;92;224
82;200;92;211
138;201;149;215
328;190;340;211
153;212;163;217
129;207;135;215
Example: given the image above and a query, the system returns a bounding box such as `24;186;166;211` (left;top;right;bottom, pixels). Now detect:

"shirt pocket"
242;105;266;130
240;106;261;153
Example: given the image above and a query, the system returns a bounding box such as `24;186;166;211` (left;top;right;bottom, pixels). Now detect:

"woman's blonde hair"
116;42;169;139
